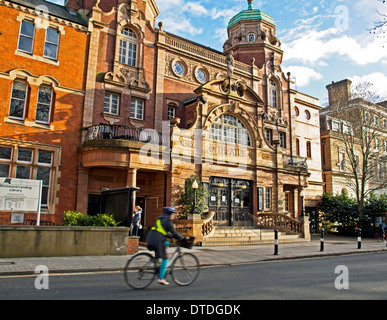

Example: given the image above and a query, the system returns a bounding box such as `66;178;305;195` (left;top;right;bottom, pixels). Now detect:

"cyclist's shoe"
157;279;170;285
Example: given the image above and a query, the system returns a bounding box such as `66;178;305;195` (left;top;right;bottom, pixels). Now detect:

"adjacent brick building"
320;79;387;197
0;0;88;224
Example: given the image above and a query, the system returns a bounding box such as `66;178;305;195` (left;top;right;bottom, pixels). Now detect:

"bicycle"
123;236;200;289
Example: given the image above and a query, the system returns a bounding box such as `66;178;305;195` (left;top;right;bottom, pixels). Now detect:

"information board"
0;178;42;213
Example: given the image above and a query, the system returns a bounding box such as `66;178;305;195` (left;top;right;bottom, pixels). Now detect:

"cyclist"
146;207;186;285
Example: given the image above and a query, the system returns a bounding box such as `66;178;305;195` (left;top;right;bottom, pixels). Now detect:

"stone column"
126;168;137;187
127;168;138;214
76;167;89;214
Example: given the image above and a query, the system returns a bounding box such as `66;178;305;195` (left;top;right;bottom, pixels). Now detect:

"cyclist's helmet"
163;207;176;215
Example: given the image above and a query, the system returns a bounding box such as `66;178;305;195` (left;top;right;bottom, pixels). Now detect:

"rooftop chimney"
326;79;352;108
65;0;82;14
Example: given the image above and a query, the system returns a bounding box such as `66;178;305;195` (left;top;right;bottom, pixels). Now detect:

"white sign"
0;178;42;225
11;213;24;224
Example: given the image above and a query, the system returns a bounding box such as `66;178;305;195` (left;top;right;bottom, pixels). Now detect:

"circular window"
195;68;207;83
305;110;311;120
172;61;185;77
295;107;299;117
247;33;256;42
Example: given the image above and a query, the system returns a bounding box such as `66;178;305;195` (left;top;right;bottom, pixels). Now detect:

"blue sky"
155;0;387;105
47;0;387;105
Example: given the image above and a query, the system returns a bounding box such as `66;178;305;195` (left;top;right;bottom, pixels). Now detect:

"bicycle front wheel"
171;253;200;286
123;252;156;289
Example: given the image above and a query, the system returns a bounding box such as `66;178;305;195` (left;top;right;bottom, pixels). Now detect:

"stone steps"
201;226;306;246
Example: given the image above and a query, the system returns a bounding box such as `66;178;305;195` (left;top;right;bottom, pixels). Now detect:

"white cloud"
349;72;387;100
282;27;386;66
210;8;238;21
162;17;203;36
285;66;323;87
186;2;209;16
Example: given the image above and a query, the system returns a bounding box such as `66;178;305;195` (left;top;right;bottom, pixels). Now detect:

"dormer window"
119;27;138;67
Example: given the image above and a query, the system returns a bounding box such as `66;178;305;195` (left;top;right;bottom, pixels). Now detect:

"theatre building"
0;0;88;225
77;0;323;231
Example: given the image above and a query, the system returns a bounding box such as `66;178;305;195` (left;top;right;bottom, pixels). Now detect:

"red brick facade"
0;0;323;230
0;0;88;225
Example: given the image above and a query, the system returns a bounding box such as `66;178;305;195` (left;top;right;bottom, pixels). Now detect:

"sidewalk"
1;234;387;276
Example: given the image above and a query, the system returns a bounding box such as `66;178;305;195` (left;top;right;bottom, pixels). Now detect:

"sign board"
11;213;24;224
0;178;42;225
257;187;264;211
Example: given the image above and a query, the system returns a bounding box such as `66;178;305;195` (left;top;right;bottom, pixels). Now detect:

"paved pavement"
1;234;387;276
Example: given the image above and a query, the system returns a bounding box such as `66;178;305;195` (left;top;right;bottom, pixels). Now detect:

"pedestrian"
131;206;142;237
146;207;187;285
377;223;385;243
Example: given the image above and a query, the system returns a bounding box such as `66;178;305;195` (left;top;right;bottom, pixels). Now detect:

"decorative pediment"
103;68;151;93
195;78;264;105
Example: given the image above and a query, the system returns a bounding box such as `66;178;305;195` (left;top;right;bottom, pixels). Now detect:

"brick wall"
0;4;88;225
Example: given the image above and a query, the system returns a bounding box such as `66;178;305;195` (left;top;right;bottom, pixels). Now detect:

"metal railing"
283;154;308;170
253;212;304;235
84;124;168;145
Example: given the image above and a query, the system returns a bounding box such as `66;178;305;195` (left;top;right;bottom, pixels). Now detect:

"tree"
177;175;208;218
370;0;387;41
328;82;387;225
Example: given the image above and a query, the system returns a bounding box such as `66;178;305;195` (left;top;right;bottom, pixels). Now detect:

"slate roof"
9;0;88;26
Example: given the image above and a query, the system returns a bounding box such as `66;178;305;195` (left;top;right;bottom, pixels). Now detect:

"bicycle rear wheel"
171;253;200;286
123;252;156;289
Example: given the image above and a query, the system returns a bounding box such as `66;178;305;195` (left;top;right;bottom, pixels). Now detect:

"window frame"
43;27;60;61
279;132;286;148
306;140;312;158
17;20;35;54
0;145;55;208
265;187;272;210
269;80;278;108
35;85;53;125
118;27;138;67
209;114;252;147
104;92;120;115
9;80;29;121
265;128;273;145
130;98;145;121
168;105;176;120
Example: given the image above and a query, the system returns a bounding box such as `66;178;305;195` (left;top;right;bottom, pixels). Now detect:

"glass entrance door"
208;177;253;226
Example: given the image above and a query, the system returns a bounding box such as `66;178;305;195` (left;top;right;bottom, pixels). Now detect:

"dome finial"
248;0;253;10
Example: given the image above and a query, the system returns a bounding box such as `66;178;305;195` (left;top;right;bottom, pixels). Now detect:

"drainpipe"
287;72;293;157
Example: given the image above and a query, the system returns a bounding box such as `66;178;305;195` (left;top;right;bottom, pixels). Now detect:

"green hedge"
63;210;120;227
319;193;387;237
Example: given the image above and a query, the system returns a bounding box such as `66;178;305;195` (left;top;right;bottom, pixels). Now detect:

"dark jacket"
132;210;141;226
147;213;184;259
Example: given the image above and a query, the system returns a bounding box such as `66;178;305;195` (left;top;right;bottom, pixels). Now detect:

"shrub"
318;193;387;237
63;211;120;227
177;175;208;219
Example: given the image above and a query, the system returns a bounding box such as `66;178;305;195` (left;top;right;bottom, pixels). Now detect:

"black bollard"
358;228;362;249
320;228;324;252
274;229;279;255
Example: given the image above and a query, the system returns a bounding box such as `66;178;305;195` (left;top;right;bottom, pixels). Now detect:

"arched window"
119;27;138;66
210;114;252;146
269;80;278;108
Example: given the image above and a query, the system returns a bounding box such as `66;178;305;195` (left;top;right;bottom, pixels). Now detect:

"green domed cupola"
228;0;275;28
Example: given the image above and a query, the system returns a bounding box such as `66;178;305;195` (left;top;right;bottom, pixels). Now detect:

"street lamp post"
300;189;305;218
192;180;199;214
